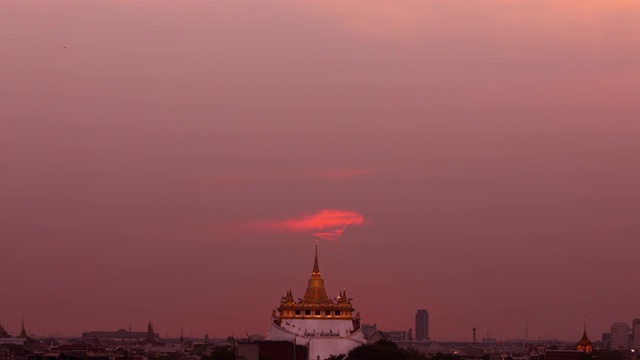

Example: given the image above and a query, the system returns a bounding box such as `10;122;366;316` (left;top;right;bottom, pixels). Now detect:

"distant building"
392;339;528;357
82;328;160;344
0;338;26;345
632;319;640;350
361;323;377;339
139;322;165;346
367;331;388;344
415;309;429;341
602;332;611;350
383;330;409;342
610;322;630;350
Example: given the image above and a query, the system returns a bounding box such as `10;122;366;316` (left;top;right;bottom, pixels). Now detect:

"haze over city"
1;0;639;343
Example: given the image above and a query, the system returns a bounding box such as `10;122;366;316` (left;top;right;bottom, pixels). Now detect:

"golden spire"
304;240;330;304
312;239;320;274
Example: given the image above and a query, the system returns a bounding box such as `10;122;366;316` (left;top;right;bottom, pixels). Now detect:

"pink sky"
1;0;640;340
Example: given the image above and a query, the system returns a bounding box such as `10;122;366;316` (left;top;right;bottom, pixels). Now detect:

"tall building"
610;322;630;350
415;309;429;341
602;333;611;350
266;243;365;360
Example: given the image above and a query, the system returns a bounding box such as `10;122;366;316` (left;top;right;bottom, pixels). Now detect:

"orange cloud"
251;209;365;241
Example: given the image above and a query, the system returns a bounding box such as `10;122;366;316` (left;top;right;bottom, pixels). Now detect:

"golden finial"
312;238;320;274
303;239;330;303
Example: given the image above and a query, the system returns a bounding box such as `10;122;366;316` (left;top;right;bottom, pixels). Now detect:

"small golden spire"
304;240;330;303
312;238;320;274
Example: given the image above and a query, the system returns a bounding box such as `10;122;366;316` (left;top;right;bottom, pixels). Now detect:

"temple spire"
304;240;330;303
583;316;588;336
0;320;9;338
577;316;592;353
18;318;27;339
312;238;320;274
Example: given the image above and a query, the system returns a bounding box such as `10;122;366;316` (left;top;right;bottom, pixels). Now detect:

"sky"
1;0;639;341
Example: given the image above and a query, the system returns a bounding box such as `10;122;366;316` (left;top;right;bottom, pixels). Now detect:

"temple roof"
18;320;27;339
276;242;356;321
577;330;591;346
577;318;591;347
140;322;165;346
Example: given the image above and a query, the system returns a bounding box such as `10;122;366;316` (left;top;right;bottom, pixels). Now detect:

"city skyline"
2;0;640;342
0;242;636;342
1;311;636;345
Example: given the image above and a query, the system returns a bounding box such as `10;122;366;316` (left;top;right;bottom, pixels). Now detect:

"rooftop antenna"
525;320;529;341
473;327;477;345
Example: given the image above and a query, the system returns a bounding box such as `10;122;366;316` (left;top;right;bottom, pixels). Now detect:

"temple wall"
267;322;365;360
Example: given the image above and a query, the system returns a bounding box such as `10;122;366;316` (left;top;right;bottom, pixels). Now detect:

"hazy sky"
1;0;640;341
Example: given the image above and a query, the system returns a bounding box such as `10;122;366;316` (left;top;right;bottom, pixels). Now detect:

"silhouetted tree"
347;340;407;360
200;346;235;360
405;347;429;360
433;352;463;360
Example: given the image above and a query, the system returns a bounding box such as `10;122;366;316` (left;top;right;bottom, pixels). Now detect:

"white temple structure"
266;243;366;360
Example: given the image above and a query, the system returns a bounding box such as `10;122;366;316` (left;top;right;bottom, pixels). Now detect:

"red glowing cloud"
251;209;365;241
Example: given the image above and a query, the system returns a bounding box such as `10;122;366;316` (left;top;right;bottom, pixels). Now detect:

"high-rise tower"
415;309;429;341
610;322;630;350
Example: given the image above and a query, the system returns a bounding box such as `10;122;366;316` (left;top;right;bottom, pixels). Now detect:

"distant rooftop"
82;329;159;339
